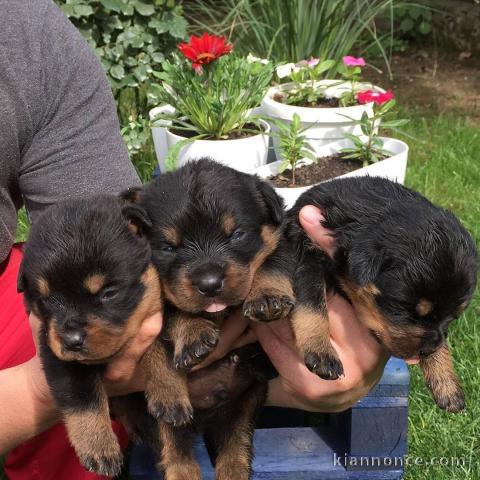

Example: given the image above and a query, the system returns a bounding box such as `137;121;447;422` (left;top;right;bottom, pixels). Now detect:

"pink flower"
307;57;320;67
357;90;394;105
343;56;366;67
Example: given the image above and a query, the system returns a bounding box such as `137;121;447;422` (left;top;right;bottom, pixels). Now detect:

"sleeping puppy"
17;194;192;476
280;176;477;413
122;158;292;480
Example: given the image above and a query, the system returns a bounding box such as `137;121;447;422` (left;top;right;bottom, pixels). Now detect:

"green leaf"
381;119;409;128
110;64;125;80
99;0;124;12
400;18;414;33
314;59;336;76
73;4;94;17
418;21;431;35
278;158;291;173
165;137;197;171
60;4;76;17
133;64;149;82
148;18;169;33
151;52;164;63
168;14;188;38
409;7;422;20
134;1;156;16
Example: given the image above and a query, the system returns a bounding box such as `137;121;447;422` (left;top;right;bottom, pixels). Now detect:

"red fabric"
1;245;128;480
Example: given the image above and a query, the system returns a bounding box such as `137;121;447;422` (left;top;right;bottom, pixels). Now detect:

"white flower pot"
150;105;175;172
165;119;270;174
261;80;385;160
150;106;270;173
254;137;409;209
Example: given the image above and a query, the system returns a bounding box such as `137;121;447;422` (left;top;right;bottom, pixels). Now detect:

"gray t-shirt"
0;0;141;263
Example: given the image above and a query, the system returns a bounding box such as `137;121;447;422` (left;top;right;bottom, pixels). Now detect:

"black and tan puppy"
123;159;292;480
18;195;192;476
280;176;477;413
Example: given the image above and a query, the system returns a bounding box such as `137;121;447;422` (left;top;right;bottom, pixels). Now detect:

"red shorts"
1;245;128;480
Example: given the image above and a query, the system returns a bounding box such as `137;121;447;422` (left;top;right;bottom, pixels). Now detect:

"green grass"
6;112;480;480
400;114;480;480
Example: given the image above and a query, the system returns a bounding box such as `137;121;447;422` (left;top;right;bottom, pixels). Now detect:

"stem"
365;116;376;165
292;162;296;186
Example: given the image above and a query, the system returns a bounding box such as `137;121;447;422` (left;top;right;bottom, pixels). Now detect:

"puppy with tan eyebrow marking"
122;158;291;480
281;176;477;413
18;194;193;477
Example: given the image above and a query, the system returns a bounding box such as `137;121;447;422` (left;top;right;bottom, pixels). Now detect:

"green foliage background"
55;0;188;180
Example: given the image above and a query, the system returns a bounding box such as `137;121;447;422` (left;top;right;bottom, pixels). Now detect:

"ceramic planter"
261;80;385;160
149;105;175;172
164;119;270;174
149;106;269;173
254;137;409;209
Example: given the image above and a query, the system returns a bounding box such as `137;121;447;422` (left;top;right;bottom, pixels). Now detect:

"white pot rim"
262;80;385;122
314;136;409;157
255;136;408;182
166;118;271;143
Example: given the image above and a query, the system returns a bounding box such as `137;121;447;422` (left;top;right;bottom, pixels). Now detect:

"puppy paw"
148;396;194;426
174;321;219;370
243;294;295;322
430;383;466;413
79;442;123;477
304;351;344;380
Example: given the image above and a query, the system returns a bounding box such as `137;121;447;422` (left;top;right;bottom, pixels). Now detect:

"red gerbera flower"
178;33;233;70
357;90;394;105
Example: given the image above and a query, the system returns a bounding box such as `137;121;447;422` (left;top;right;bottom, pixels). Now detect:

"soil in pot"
273;93;357;108
169;122;264;140
269;153;386;188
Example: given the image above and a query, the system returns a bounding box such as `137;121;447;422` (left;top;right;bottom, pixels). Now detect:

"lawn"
400;113;480;480
6;111;480;480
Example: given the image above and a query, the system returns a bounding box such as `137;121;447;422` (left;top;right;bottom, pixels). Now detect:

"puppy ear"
17;261;26;293
348;246;386;286
122;204;152;235
120;186;143;204
256;178;284;225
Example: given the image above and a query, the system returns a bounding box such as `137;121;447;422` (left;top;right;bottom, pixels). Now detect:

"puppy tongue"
405;357;420;365
205;302;228;313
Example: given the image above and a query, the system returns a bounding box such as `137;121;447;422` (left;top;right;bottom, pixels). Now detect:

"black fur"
123;159;285;479
283;176;477;409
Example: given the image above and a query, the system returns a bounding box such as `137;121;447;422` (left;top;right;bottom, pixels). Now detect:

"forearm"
0;359;60;454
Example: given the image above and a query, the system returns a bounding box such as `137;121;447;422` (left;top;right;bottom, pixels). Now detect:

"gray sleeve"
18;1;141;223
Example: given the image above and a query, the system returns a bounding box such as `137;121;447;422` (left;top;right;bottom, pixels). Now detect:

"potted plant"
149;33;273;173
261;55;387;159
256;91;409;208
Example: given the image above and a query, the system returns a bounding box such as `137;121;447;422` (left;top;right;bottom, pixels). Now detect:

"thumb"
298;205;335;258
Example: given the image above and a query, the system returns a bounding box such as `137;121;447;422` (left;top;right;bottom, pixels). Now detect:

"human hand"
254;205;390;412
28;311;163;398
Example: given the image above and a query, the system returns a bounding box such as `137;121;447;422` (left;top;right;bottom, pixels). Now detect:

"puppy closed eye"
156;242;176;254
99;287;120;302
230;229;247;241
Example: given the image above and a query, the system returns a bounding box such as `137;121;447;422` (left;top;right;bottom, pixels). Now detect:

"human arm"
18;0;140;223
0;311;162;455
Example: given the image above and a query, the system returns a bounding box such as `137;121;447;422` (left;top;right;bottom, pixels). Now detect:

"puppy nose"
191;264;225;297
63;330;86;351
197;273;224;297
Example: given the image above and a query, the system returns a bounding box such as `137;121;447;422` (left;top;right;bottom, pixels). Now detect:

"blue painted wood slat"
130;357;409;479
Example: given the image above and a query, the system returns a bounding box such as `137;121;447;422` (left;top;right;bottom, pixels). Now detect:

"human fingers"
298;205;336;258
103;311;162;390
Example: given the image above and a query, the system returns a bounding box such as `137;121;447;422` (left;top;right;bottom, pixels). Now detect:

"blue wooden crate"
130;357;409;479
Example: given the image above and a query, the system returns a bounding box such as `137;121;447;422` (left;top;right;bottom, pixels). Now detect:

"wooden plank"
130;358;409;480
